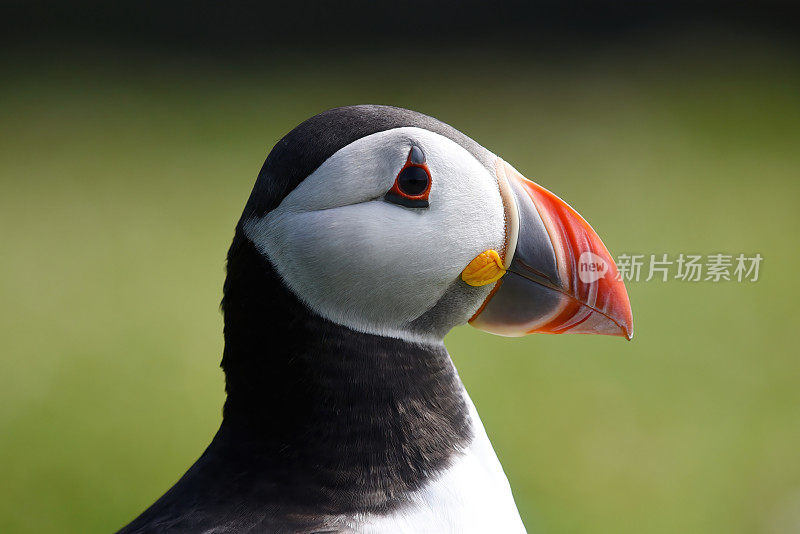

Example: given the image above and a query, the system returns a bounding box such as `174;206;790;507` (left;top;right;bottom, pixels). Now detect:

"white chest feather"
347;396;526;533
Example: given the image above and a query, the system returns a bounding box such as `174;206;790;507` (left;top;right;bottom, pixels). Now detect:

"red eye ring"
385;146;431;208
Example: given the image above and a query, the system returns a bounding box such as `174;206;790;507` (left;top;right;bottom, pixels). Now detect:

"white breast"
349;393;527;533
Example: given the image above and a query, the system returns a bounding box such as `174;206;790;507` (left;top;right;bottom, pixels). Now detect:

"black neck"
217;230;472;513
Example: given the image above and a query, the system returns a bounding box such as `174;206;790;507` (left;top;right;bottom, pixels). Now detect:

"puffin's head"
239;105;632;344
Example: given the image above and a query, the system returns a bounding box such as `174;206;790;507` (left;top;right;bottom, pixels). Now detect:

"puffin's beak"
467;158;634;340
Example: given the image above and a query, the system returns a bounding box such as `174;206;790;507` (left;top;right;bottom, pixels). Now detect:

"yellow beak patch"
461;249;507;287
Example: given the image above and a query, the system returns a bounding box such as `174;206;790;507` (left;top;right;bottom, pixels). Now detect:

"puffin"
117;105;633;534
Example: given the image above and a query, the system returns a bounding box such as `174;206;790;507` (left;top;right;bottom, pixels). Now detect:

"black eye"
385;145;432;208
397;166;430;196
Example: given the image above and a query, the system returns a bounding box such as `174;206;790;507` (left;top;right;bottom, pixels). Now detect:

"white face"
244;127;507;343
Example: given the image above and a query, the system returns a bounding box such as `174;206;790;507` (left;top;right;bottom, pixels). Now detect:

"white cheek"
276;142;404;213
244;128;506;341
263;204;443;325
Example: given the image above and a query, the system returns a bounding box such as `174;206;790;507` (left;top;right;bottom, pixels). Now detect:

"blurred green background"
2;4;800;533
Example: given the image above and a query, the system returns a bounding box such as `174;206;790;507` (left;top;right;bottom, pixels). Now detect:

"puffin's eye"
385;145;431;209
397;166;429;196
